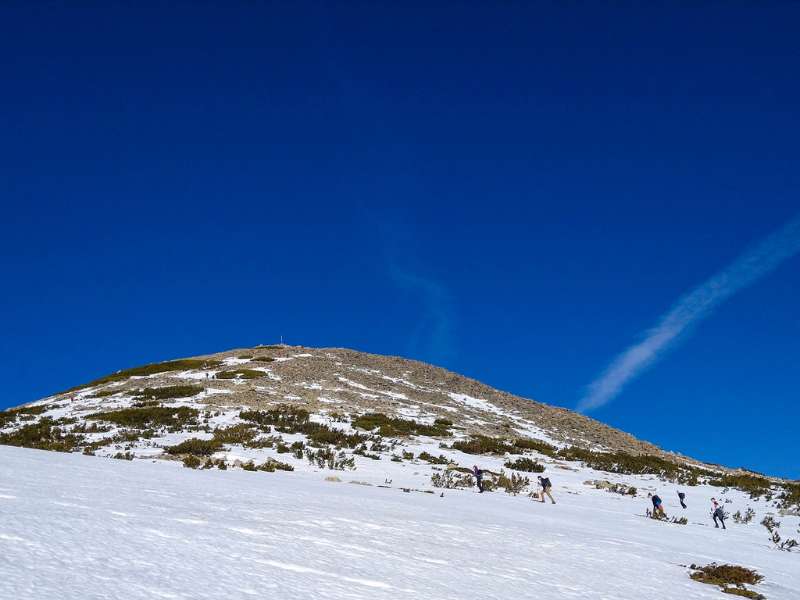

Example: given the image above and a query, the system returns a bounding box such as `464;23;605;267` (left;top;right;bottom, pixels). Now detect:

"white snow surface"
1;445;798;600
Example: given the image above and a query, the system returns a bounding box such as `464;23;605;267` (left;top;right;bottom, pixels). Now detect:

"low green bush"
182;455;203;469
165;437;222;457
0;418;84;452
0;405;48;428
513;438;557;457
710;474;772;500
68;359;222;390
87;406;199;430
496;471;530;496
354;444;381;460
505;457;545;473
431;469;474;489
352;413;452;437
305;447;356;470
251;356;275;362
451;435;511;455
240;405;309;429
212;424;258;445
689;563;764;599
72;422;113;434
733;508;756;524
418;452;452;465
557;447;710;485
240;406;364;448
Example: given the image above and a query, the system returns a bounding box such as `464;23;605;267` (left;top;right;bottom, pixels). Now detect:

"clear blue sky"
1;2;798;478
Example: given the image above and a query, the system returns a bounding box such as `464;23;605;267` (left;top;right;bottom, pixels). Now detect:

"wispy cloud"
577;213;800;413
389;267;455;363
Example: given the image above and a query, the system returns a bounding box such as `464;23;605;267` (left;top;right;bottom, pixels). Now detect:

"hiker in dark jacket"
537;475;555;504
648;493;665;517
677;491;687;509
472;465;484;493
711;498;727;529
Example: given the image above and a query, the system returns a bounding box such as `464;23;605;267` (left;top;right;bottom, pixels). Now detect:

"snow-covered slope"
1;445;797;600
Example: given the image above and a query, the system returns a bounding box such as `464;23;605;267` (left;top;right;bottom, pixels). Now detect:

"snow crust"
1;445;798;600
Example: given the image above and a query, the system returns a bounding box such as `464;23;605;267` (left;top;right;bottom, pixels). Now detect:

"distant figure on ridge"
537;475;556;504
472;465;484;493
677;491;687;509
648;493;665;517
711;498;726;529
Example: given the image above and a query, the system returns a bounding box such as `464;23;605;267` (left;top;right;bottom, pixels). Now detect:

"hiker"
472;465;484;493
537;475;556;504
648;493;665;517
711;498;726;529
677;491;687;509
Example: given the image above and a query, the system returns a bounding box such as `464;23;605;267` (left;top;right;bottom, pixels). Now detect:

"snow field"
1;445;798;600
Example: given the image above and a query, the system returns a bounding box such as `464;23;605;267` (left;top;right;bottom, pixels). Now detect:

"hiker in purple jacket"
472;465;484;493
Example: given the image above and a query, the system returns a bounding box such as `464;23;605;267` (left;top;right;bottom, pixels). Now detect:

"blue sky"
1;2;798;478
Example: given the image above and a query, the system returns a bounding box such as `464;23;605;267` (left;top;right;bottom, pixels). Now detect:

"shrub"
431;469;474;489
0;418;84;452
240;406;309;430
305;447;356;470
513;438;557;457
87;406;199;429
733;508;756;524
0;405;48;428
216;369;264;380
251;356;275;363
779;482;800;509
557;447;710;485
165;438;222;457
72;422;113;434
241;406;364;448
113;451;134;461
352;413;452;437
212;424;258;445
761;516;780;533
402;450;414;460
418;452;452;465
353;444;381;460
306;427;365;449
496;471;529;495
505;457;545;473
689;563;764;599
451;435;511;455
711;474;772;500
134;385;204;401
68;359;222;390
257;459;294;472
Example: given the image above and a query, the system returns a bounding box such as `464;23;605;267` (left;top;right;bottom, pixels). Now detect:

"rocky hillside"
62;344;664;455
2;344;798;512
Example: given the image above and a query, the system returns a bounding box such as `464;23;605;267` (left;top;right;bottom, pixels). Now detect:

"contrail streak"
577;213;800;413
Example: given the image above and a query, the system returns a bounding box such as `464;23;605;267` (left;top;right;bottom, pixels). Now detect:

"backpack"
541;477;551;488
